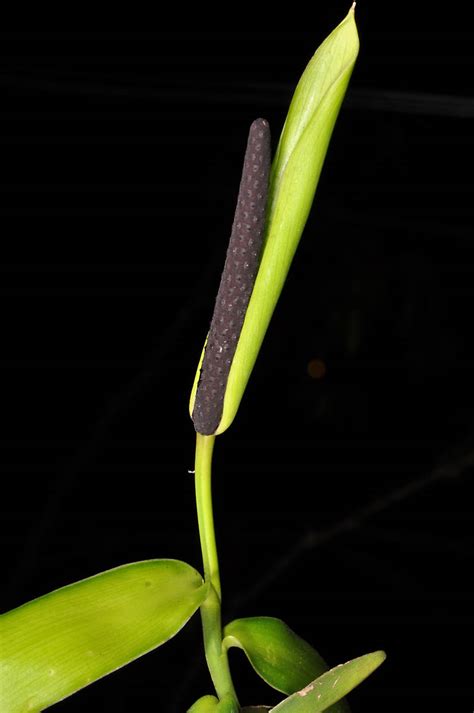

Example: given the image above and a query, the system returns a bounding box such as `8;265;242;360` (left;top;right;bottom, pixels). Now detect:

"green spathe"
0;560;208;713
190;6;359;434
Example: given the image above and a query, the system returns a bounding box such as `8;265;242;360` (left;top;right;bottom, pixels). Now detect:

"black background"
1;6;473;713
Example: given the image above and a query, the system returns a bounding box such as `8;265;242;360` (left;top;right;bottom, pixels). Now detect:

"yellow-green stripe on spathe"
189;334;207;418
190;8;359;435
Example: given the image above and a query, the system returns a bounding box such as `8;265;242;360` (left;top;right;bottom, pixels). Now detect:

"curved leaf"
0;559;208;713
223;617;327;694
223;617;349;713
270;651;386;712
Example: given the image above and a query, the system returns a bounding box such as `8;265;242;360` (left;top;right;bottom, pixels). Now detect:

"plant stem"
195;433;239;706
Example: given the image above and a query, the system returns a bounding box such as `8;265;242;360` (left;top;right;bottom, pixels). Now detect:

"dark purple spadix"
192;118;271;435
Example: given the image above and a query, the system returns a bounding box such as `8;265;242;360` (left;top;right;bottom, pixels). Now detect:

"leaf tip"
365;649;387;674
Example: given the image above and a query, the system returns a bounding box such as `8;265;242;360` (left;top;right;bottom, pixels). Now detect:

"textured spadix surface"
0;560;207;713
192;118;271;434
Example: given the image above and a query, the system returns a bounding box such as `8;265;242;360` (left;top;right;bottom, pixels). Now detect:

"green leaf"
190;6;359;435
0;559;208;713
223;617;327;694
270;651;386;712
222;617;349;713
187;694;220;712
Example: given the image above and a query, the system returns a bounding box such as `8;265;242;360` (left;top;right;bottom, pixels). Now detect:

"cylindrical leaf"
0;560;208;713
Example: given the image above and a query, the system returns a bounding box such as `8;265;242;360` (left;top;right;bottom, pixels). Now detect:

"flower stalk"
195;433;238;706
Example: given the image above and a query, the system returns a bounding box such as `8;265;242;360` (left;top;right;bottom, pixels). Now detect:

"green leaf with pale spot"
222;617;349;713
270;651;386;712
0;559;208;713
